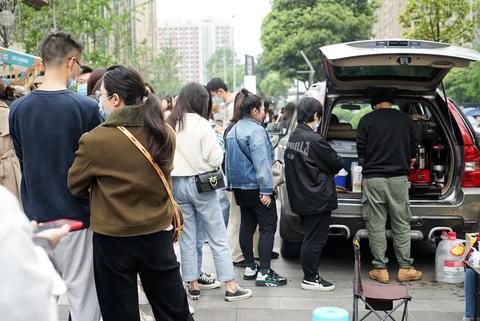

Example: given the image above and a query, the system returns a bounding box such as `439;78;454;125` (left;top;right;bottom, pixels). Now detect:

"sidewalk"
58;239;466;321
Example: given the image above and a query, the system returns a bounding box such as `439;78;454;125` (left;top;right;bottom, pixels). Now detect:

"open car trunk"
325;97;456;200
317;39;480;200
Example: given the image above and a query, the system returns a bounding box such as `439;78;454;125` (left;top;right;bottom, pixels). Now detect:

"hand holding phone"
33;219;84;233
35;225;70;248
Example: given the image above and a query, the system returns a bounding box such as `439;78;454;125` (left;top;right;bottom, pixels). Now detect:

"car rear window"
334;66;440;82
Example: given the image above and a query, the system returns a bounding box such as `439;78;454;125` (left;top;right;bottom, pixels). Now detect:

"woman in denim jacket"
167;83;251;302
225;89;287;287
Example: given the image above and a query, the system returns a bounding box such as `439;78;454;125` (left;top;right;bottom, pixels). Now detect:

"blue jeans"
172;176;234;282
466;268;480;318
217;189;230;227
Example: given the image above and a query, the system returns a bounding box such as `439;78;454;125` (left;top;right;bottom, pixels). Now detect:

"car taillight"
463;145;480;187
447;99;480;187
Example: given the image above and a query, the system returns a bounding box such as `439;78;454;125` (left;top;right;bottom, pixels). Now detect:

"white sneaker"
189;305;195;315
198;272;221;289
243;265;258;280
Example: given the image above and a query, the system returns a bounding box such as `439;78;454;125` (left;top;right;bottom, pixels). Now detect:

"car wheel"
280;238;302;259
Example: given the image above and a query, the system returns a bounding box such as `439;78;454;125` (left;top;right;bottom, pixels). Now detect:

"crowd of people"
0;30;478;321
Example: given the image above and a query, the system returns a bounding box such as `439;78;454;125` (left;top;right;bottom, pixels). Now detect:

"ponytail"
143;93;174;166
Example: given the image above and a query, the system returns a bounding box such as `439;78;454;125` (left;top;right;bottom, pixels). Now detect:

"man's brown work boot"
397;267;423;282
368;268;390;284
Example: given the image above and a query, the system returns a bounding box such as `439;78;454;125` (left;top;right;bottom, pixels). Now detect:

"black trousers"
93;230;194;321
239;200;278;269
300;212;332;279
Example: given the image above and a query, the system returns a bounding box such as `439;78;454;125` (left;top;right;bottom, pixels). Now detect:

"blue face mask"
98;97;111;121
77;83;87;96
67;79;76;91
213;96;223;105
311;123;319;132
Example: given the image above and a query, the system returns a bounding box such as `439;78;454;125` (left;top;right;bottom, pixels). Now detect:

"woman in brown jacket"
68;66;193;321
0;84;21;201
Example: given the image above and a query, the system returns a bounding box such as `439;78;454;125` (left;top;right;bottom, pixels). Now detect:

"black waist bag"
195;169;225;193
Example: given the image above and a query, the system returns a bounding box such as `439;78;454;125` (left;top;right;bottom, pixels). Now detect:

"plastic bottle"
435;232;465;283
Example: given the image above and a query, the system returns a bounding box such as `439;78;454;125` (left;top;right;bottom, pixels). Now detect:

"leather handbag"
176;144;225;193
195;168;225;193
116;126;184;243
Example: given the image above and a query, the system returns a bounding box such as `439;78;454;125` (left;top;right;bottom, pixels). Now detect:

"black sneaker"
224;285;252;302
186;284;200;300
198;272;221;289
301;275;335;291
233;260;247;267
255;269;287;287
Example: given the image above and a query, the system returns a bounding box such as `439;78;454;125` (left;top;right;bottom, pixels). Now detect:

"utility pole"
299;50;315;88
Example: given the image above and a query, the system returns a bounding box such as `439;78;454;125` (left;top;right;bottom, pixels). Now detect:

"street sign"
245;55;255;76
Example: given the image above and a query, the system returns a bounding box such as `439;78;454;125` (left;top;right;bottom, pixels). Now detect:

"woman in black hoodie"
284;97;344;291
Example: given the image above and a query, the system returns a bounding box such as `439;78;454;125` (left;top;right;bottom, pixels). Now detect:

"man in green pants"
356;89;423;284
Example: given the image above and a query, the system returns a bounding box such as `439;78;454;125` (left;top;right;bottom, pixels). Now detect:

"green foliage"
444;63;480;106
399;0;480;45
12;0;143;68
332;107;353;123
206;48;244;92
148;47;182;97
260;0;378;81
259;71;291;100
350;107;371;129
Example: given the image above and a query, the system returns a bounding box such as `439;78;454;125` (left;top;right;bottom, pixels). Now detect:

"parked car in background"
272;39;480;258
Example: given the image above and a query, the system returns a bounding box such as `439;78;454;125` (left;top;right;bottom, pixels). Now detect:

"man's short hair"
371;88;394;108
297;97;323;124
206;77;228;92
81;65;93;75
40;31;84;65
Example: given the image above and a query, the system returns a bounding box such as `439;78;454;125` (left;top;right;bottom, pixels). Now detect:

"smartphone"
34;219;84;233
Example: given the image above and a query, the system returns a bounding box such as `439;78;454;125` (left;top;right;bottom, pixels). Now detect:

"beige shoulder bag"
117;126;184;243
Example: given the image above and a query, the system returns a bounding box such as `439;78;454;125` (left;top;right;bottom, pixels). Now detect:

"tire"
280;238;302;259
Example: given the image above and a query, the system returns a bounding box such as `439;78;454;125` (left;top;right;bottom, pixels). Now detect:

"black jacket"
356;108;417;178
284;123;344;216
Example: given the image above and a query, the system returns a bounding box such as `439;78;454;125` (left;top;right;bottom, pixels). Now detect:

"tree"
12;0;143;68
259;71;291;101
399;0;480;45
148;47;182;97
260;0;378;81
206;48;244;92
444;62;480;106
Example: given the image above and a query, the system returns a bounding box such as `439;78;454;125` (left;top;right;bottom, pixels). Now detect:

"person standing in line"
225;88;287;287
9;31;101;321
68;65;193;321
284;97;343;291
0;186;71;321
356;88;422;284
0;83;21;201
168;82;252;302
206;77;235;127
76;65;93;96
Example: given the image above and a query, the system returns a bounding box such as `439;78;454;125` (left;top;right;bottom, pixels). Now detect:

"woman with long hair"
225;88;287;287
167;82;252;302
68;65;192;321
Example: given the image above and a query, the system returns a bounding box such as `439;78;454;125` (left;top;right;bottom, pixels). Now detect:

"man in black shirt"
356;89;422;284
